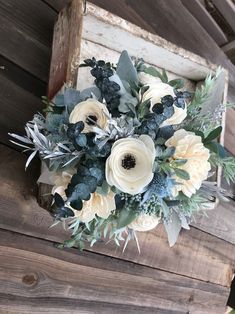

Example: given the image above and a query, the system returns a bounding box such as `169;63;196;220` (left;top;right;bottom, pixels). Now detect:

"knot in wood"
22;273;38;286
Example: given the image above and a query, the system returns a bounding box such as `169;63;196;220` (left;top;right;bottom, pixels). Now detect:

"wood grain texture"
48;0;83;98
90;0;235;100
0;0;56;82
181;0;228;46
43;0;71;12
0;229;230;314
0;68;44;147
0;144;235;287
211;0;235;33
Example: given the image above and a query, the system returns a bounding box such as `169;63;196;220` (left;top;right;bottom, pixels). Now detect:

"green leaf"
204;141;226;158
161;147;175;159
203;126;222;143
229;310;235;314
138;99;151;119
96;180;109;195
161;69;168;83
75;134;87;147
171;159;188;166
194;130;205;140
116;50;138;85
168;79;184;89
117;209;138;229
174;168;190;180
144;66;162;78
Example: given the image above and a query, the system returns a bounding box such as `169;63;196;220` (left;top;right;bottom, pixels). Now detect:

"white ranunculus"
142;82;187;126
72;190;116;223
106;135;155;195
69;98;109;133
165;129;211;197
128;212;160;232
51;170;75;199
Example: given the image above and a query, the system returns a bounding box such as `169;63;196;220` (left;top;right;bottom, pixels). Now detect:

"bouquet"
10;51;235;251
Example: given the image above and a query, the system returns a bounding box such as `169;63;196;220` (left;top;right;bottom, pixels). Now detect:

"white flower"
138;71;161;85
128;212;160;232
106;135;155;195
142;82;187;126
51;170;75;199
165;129;211;197
69;98;110;133
72;190;116;223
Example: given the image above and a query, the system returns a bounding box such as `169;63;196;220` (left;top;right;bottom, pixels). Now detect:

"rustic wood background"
0;0;235;312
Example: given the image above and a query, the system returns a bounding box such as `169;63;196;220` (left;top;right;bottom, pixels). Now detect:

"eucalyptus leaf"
117;209;138;229
54;94;65;107
174;168;190;180
80;86;101;101
164;210;182;247
89;167;103;185
72;183;91;201
70;198;83;210
75;134;87;147
54;193;64;207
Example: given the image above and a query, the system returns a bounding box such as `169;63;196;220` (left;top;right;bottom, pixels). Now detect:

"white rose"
142;82;187;126
165;129;211;197
106;135;155;195
72;190;116;223
69;98;109;133
128;212;160;232
51;170;75;199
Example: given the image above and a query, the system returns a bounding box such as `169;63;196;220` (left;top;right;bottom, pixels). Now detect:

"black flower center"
121;154;136;170
86;115;98;125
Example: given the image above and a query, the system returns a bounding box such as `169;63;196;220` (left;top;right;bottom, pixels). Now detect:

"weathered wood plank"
0;228;230;314
0;65;44;147
181;0;228;46
211;0;235;33
0;145;235;287
43;0;71;12
48;0;217;98
0;0;56;82
224;108;235;156
90;0;235;100
48;0;83;98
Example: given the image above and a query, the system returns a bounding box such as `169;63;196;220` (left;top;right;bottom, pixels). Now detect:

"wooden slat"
222;40;235;54
181;0;228;46
90;0;235;100
0;145;235;287
0;0;56;82
0;229;230;313
43;0;71;12
0;63;44;147
89;0;156;34
48;0;83;98
211;0;235;33
224;108;235;156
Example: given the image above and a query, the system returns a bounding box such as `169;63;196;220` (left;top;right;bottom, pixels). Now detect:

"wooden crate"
45;0;228;201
